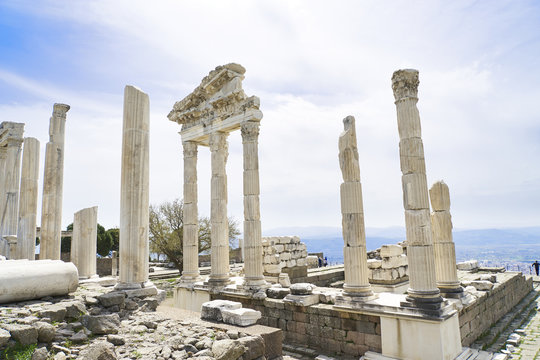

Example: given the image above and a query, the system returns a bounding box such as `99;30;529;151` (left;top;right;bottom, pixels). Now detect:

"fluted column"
0;147;6;257
71;206;98;279
40;104;69;260
17;137;40;260
430;181;462;295
391;69;442;307
208;131;230;286
1;123;25;252
339;116;374;298
241;121;266;289
117;85;150;289
181;141;200;282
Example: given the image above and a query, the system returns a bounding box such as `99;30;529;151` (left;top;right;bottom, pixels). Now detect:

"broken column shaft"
40;104;69;260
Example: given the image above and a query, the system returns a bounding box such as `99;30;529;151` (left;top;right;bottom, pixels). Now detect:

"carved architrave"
168;63;262;145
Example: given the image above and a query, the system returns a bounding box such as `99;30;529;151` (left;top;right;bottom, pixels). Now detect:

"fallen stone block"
380;244;403;257
212;339;246;360
290;283;314;295
201;300;242;322
81;314;120;335
1;323;38;345
97;292;125;307
457;260;479;271
221;308;262;327
470;280;494;291
267;287;290;299
238;335;265;360
283;293;319;306
0;328;10;347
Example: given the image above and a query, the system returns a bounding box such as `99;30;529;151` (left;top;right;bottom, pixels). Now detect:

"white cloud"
2;0;539;232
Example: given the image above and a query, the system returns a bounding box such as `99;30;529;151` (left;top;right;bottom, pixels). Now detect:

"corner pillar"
391;69;442;310
241;121;266;289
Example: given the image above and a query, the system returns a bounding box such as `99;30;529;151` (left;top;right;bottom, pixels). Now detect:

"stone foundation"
212;293;381;357
459;271;533;346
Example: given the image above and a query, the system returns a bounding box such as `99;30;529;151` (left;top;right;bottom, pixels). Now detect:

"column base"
206;277;231;289
180;271;201;283
343;284;376;298
242;276;269;291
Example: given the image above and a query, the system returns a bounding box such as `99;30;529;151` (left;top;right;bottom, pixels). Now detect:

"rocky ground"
0;280;279;360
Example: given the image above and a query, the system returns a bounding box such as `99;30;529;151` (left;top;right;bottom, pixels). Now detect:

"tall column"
71;206;98;279
181;141;200;282
0;147;6;257
1;123;25;251
338;116;374;298
430;181;462;296
17;137;40;260
117;85;151;289
208;131;230;286
391;69;442;308
40;104;69;260
241;121;265;289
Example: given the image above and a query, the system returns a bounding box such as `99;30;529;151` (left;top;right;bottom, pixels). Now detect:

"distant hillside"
264;226;540;265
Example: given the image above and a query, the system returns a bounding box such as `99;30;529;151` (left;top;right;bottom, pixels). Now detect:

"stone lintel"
180;108;263;145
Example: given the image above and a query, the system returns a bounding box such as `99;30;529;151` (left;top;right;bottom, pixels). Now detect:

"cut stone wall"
459;272;532;346
262;236;308;279
212;293;381;357
366;244;409;285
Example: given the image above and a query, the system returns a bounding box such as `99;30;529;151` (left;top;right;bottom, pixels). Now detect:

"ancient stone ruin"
0;64;534;360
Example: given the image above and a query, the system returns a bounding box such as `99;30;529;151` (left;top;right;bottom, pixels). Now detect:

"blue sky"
0;0;539;232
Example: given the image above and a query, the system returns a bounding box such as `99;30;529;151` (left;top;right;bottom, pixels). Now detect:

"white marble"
40;104;69;260
117;86;150;289
71;206;98;279
17;137;40;260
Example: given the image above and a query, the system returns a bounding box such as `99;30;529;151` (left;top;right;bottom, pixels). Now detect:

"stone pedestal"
430;181;463;297
71;206;98;279
336;116;374;303
181;141;200;282
241;121;266;289
0;122;25;259
379;312;461;360
116;85;151;290
208;131;230;286
391;69;442;309
40;104;70;260
17;137;40;260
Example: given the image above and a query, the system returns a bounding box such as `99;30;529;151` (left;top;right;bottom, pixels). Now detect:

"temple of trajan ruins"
0;64;533;360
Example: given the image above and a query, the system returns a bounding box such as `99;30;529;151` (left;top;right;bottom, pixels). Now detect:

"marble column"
181;141;200;282
40;104;70;260
117;85;151;289
1;123;25;253
338;116;374;298
17;137;40;260
208;131;230;286
391;69;442;307
430;181;462;296
71;206;98;279
0;147;6;257
241;121;266;289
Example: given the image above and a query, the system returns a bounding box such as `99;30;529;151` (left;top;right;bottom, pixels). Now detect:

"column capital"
241;121;260;143
5;138;24;148
209;131;228;152
392;69;419;101
53;103;70;118
182;141;198;157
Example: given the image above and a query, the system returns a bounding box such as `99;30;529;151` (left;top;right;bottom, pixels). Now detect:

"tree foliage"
60;223;115;257
149;198;240;272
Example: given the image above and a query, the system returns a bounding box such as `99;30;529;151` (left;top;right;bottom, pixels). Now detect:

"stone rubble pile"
366;244;409;285
0;283;268;360
261;236;307;276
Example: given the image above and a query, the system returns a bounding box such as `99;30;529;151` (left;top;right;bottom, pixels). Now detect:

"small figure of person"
318;257;323;268
324;257;328;267
532;261;540;276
